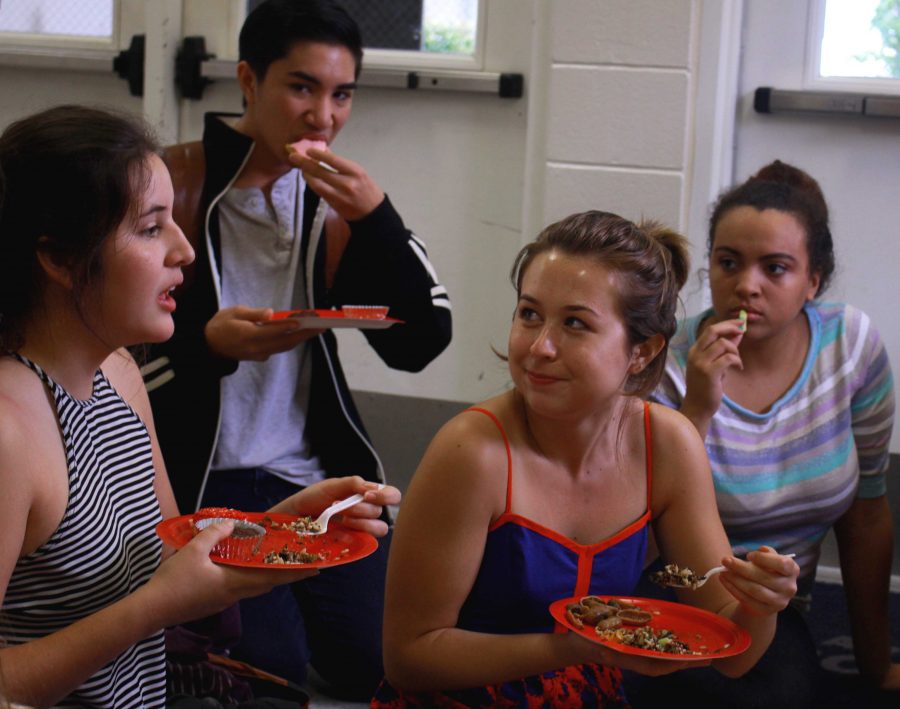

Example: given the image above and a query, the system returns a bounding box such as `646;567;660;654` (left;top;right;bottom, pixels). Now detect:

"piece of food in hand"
285;138;328;159
739;308;748;332
649;563;701;589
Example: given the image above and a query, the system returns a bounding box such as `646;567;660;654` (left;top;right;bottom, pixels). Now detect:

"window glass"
0;0;113;38
245;0;478;56
820;0;898;78
421;0;477;55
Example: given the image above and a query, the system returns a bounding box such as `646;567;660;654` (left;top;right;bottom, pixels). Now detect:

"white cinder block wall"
534;0;698;241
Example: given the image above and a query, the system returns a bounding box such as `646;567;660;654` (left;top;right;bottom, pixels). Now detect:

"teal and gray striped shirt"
652;302;894;600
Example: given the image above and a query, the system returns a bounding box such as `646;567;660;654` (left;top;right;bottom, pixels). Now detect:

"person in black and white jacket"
143;0;451;699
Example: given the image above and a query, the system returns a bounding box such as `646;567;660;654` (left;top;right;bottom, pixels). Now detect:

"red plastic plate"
156;512;378;569
269;308;402;330
549;596;751;661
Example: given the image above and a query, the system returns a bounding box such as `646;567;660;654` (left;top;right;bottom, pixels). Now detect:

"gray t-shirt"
211;170;325;487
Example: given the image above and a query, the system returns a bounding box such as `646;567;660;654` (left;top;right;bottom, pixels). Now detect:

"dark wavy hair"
241;0;364;80
708;160;834;296
510;211;690;397
0;105;159;351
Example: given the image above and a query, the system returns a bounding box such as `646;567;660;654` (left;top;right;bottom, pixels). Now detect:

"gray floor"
305;693;367;708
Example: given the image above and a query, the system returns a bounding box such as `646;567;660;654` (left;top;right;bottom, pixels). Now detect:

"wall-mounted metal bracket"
199;59;524;99
754;86;900;119
176;36;215;99
113;34;145;97
362;69;524;98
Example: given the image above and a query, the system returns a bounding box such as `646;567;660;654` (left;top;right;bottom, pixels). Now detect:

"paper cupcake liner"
194;517;266;561
341;305;388;319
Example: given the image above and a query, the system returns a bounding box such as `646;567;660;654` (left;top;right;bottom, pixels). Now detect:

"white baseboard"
816;564;900;593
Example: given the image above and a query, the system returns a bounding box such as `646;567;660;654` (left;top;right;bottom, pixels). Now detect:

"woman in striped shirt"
643;160;896;705
0;105;398;708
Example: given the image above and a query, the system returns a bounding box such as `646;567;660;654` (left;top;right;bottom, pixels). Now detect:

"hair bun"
752;160;828;219
638;220;690;294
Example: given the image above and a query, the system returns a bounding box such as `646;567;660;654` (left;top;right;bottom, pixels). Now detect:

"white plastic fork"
304;485;384;535
686;565;725;589
685;552;797;589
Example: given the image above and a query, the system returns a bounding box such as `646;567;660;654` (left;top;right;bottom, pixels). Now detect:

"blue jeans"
200;468;391;700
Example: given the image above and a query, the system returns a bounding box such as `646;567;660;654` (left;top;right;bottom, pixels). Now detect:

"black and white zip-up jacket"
143;113;452;513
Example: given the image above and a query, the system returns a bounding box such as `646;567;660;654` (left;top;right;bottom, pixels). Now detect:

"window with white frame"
809;0;900;90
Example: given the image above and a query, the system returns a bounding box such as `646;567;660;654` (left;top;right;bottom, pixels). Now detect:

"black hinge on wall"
113;34;145;97
176;36;215;99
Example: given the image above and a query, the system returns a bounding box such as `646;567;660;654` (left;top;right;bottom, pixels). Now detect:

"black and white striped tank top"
1;354;166;708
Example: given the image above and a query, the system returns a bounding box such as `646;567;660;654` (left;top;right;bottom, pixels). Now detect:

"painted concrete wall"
541;0;696;233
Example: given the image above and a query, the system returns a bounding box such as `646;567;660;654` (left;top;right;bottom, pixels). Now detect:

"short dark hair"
240;0;364;80
511;211;690;397
0;105;158;351
708;160;834;296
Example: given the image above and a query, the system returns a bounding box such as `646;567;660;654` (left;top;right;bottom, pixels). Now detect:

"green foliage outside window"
422;23;475;54
865;0;900;76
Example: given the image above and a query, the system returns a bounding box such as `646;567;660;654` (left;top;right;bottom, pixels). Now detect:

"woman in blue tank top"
374;211;800;707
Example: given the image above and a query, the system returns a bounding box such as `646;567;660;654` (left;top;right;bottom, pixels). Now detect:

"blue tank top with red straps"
456;405;652;635
372;402;654;708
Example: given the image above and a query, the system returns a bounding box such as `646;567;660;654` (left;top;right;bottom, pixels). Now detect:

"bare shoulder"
422;397;510;474
648;402;705;451
0;361;35;459
0;356;52;442
406;395;512;518
647;402;712;502
0;358;56;536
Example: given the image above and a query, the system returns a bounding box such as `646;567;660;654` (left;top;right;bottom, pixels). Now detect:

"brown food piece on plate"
617;608;654;626
565;603;586;629
596;615;623;630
